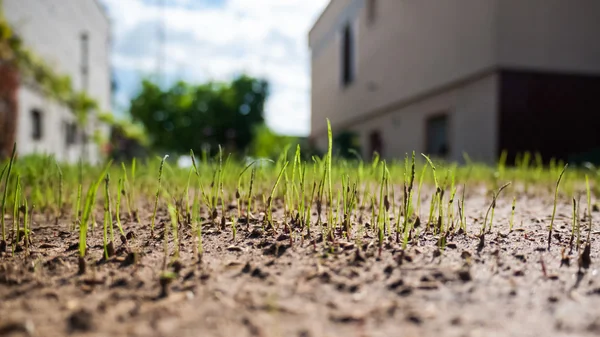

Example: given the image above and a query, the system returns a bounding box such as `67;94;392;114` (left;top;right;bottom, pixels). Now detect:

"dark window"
367;0;377;25
341;22;355;87
65;121;77;146
425;114;449;157
369;130;383;157
31;109;42;140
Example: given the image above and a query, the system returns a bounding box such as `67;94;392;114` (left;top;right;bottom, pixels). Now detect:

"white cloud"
100;0;328;136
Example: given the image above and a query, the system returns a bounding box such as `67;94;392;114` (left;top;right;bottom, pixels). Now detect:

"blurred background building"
309;0;600;164
0;0;111;163
5;0;598;166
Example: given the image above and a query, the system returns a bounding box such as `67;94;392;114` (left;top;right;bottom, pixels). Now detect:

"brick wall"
0;62;19;159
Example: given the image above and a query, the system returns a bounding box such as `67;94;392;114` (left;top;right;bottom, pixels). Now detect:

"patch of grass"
4;121;600;297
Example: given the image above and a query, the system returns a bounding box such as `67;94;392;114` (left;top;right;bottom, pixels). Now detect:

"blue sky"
99;0;329;136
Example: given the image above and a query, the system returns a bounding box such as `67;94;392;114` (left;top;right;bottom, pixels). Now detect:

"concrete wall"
313;73;499;164
310;0;498;140
3;0;111;163
497;0;600;75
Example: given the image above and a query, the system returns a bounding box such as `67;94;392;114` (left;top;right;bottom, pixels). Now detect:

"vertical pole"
80;31;90;163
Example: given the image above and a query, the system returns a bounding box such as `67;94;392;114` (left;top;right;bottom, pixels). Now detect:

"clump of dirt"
67;309;94;333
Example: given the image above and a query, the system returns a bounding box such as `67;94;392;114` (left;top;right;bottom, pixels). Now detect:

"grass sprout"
509;196;516;232
78;160;112;274
266;161;288;229
151;155;169;235
548;164;567;250
586;175;592;244
482;182;511;234
102;173;114;259
1;143;17;246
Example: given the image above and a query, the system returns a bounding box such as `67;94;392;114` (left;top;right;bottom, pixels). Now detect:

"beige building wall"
496;0;600;74
309;0;498;139
313;73;498;164
309;0;600;163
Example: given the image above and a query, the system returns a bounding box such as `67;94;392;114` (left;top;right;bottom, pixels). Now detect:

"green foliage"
249;124;301;160
98;112;148;148
129;75;269;156
333;130;361;159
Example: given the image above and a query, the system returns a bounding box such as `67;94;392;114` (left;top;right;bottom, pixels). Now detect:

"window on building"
65;121;77;146
425;114;449;157
341;22;355;87
31;109;42;140
367;0;377;25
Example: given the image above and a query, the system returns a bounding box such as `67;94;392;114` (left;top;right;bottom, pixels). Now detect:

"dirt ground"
1;189;600;337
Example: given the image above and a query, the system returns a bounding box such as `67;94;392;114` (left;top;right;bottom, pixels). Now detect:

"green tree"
129;74;269;156
248;124;323;161
249;124;299;159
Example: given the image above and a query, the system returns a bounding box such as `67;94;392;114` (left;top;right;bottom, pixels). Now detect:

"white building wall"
3;0;111;164
15;86;84;163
